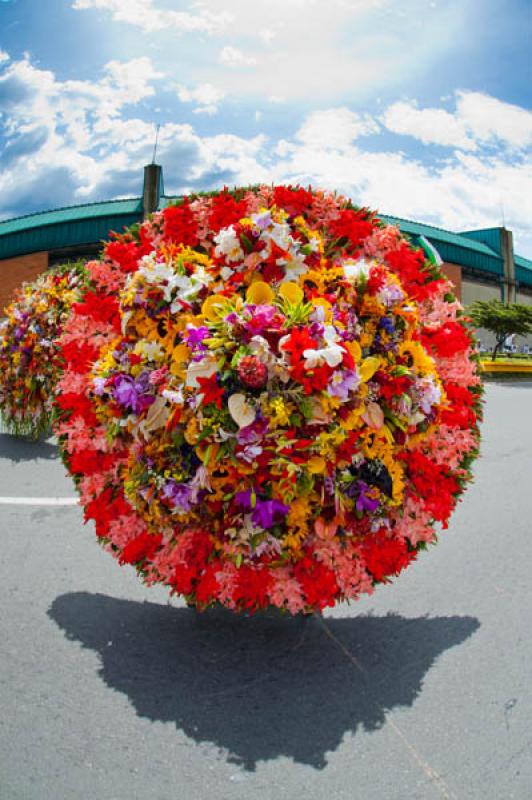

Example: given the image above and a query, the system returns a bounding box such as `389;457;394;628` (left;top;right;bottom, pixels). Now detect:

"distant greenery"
467;299;532;360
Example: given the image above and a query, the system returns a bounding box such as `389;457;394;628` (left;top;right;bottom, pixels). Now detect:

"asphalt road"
1;381;531;800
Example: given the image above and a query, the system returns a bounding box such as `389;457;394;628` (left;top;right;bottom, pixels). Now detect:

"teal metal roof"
380;215;503;277
0;196;531;288
0;198;143;260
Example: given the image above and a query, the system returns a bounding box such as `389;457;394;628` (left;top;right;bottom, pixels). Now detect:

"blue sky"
0;0;531;255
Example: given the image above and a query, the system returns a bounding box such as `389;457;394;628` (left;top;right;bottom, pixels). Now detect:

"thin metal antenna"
152;123;160;164
499;194;506;228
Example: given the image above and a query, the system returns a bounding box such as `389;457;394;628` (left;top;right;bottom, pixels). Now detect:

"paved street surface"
1;382;531;800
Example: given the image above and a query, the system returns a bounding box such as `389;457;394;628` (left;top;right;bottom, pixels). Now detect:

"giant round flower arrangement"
0;263;87;438
55;186;482;614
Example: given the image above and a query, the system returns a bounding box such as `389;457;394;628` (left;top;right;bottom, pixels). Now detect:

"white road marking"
0;497;78;506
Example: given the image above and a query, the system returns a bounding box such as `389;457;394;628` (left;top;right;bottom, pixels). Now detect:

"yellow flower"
397;341;436;375
201;294;230;321
184;416;200;445
344;340;362;363
359;356;382;383
320;394;341;414
307;455;326;474
279;281;304;304
267;397;292;427
246;281;274;305
170;343;191;379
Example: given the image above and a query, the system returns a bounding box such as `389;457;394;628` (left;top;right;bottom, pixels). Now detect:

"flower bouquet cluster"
0;263;87;438
56;186;482;614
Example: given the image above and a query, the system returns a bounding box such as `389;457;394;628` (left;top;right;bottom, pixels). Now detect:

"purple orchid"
184;325;210;351
162;480;196;512
235;490;289;530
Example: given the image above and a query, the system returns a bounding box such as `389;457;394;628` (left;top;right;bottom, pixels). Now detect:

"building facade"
1;166;531;343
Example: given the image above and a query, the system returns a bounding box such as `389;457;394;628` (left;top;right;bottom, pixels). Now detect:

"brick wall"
440;261;462;300
0;252;49;314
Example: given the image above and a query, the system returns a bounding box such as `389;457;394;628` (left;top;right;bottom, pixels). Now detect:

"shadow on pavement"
0;433;58;462
49;592;479;770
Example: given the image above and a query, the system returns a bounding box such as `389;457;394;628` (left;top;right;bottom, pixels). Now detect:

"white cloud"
72;0;230;35
383;93;532;151
456;91;532;150
269;107;532;256
177;83;224;115
1;51;531;259
0;51;9;64
0;53;165;201
219;46;257;68
294;108;379;148
383;101;475;150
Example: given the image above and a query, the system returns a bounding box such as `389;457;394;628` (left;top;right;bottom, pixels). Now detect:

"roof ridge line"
0;196;142;227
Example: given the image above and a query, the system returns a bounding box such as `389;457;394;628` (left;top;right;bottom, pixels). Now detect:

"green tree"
467;299;532;360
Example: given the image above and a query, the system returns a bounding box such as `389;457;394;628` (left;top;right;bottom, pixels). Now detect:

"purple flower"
92;377;106;396
237;416;269;445
235;490;289;529
329;369;360;401
113;374;155;414
253;210;273;230
355;481;380;513
185;325;209;350
162;480;196;512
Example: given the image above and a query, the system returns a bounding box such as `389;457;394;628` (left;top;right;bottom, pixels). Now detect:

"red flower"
361;531;416;582
171;531;214;595
106;240;143;274
69;449;120;476
440;382;478;429
421;321;472;358
209;189;248;231
197;375;225;409
61;341;100;373
55;392;99;425
119;531;162;564
400;450;460;524
385;245;443;302
329;208;374;251
163;199;199;246
294;554;339;610
281;327;317;364
84;487;132;537
72;292;120;330
273;185;314;217
291;362;333;394
232;565;273;611
195;561;222;604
